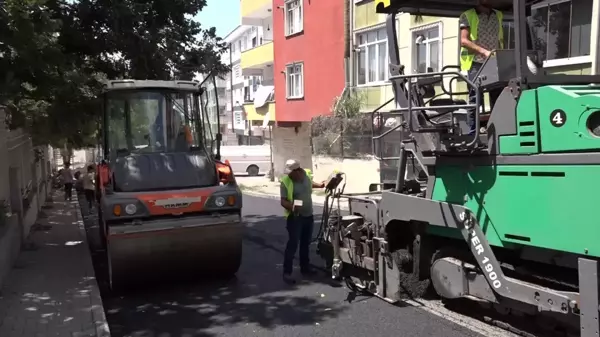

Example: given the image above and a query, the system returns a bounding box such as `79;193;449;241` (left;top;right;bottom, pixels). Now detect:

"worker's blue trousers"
283;214;314;275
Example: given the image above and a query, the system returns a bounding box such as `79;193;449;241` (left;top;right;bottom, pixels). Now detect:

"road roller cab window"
106;90;207;155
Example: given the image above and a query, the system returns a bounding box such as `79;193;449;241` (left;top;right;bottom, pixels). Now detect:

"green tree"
0;0;227;150
57;0;229;80
331;89;365;118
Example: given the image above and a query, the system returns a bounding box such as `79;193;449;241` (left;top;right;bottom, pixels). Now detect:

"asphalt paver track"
80;193;490;337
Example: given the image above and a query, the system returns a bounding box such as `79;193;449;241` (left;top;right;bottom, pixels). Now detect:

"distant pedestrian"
61;163;74;201
81;165;96;213
279;159;325;284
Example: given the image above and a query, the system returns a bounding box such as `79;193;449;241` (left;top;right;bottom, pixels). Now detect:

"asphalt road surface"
80;194;513;337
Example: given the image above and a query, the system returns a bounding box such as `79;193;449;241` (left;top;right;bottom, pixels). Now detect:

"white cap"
284;159;301;174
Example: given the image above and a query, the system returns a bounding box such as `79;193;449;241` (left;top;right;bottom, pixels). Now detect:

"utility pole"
229;43;235;133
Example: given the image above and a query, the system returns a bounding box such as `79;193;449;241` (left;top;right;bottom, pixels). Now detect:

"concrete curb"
73;194;111;337
241;189;280;201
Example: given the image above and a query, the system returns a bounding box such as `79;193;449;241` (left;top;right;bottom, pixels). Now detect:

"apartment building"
223;25;265;145
239;0;276;133
240;0;345;176
236;0;599;175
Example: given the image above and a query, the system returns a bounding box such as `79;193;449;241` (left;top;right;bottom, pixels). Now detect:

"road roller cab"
97;75;243;291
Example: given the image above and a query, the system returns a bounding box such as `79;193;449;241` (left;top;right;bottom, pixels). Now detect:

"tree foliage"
331;89;365;119
0;0;227;148
311;90;371;158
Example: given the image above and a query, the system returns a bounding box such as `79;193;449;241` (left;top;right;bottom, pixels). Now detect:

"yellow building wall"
354;1;393;112
354;0;386;31
546;63;592;75
356;85;395;113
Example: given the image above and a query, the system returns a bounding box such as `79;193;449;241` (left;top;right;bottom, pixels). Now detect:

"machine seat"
424;98;467;118
429;98;467;107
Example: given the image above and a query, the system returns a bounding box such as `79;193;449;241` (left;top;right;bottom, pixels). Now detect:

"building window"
251;76;261;93
234;110;243;125
243;76;262;102
244;86;251;102
412;23;442;73
285;0;303;36
356;27;388;85
286;63;304;99
530;0;593;66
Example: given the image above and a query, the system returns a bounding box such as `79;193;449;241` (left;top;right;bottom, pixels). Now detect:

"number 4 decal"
550;109;567;128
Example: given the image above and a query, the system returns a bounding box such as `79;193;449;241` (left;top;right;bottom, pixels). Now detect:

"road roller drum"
106;213;243;290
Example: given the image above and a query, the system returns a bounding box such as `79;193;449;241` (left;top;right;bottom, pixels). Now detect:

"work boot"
283;273;296;285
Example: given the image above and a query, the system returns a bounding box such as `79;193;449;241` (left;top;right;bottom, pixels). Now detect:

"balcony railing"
242;101;276;122
241;42;274;71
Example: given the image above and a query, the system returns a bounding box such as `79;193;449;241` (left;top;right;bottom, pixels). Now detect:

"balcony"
241;42;274;76
243;102;276;122
241;0;272;25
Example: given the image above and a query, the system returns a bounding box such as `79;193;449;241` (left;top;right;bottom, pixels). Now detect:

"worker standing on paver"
459;0;504;134
279;159;325;284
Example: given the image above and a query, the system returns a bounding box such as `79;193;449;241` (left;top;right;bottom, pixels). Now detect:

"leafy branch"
0;0;228;148
331;89;365;119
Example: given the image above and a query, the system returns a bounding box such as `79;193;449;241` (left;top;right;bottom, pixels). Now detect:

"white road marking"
403;298;519;337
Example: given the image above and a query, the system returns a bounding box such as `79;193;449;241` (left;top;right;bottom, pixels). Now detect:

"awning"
253;85;274;108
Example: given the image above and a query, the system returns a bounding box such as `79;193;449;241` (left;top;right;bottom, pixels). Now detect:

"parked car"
220;145;271;176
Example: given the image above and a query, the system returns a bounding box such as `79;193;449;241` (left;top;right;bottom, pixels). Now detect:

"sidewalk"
0;191;109;337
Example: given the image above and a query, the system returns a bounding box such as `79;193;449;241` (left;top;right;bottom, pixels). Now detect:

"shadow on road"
104;277;344;337
77;193;347;337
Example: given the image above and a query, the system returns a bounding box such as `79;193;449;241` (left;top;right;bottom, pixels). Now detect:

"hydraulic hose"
314;173;347;243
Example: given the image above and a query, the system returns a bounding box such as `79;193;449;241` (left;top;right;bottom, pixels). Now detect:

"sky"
195;0;241;39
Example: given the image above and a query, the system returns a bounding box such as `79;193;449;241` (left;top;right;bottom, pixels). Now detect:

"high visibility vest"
460;8;504;72
280;168;313;218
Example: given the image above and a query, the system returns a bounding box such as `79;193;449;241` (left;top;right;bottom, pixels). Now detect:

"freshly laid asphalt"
79;193;504;337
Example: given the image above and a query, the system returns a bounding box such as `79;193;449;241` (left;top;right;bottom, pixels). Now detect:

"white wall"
228;25;265;59
312;156;379;193
271;124;313;178
261;17;273;41
262;66;274;84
